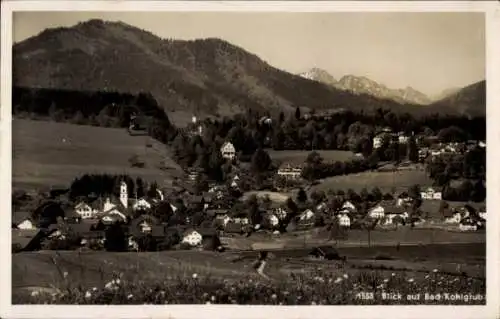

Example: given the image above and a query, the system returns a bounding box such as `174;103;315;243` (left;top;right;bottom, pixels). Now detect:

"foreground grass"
15;267;485;305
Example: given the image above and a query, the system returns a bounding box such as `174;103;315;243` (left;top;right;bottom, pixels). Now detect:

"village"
11;116;487;255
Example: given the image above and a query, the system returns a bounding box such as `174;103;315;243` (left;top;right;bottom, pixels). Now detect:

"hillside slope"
12;119;183;190
14;19;434;118
428;80;486;117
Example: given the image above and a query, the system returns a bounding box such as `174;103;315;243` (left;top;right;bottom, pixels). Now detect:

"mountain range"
298;68;464;106
12;19;485;119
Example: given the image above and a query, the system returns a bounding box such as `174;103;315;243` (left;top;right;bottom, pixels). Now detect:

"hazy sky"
14;11;485;96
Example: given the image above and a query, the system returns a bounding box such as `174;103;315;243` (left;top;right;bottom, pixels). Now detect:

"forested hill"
13;19;463;118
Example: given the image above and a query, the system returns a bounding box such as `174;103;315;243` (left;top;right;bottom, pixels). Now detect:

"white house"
299;209;315;221
231;180;239;188
420;187;442;200
381;212;409;226
221;141;236;160
342;201;356;212
338;214;351;227
373;135;383;149
478;141;486;148
182;229;203;247
277;164;302;179
156;189;164;201
267;214;280;227
368;205;385;219
133;198;152;211
316;202;328;213
398;135;409;144
459;223;477;232
479;210;486;221
16;218;35;230
215;214;231;227
138;220;153;233
75;202;99;219
101;198;128;223
274;207;288;220
445;211;462;224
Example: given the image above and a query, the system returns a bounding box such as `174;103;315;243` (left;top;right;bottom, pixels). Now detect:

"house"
299;209;315;221
338;214;351;227
395;192;412;207
276;164;303;179
420;187;442;200
478;141;486;148
12;212;36;230
182;229;203;247
132;198;152;211
316;202;328;213
368;204;385;219
265;213;280;227
341;201;356;212
398;132;410;144
100;198;128;223
381;207;409;226
478;209;486;221
274;207;288;220
74;202;99;219
372;135;384;149
186;168;203;181
130;215;159;236
220;141;236;160
444;210;462;224
233;217;249;225
459;218;478;232
224;222;244;234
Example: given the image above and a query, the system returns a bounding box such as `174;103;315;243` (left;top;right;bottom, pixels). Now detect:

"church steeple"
120;181;128;208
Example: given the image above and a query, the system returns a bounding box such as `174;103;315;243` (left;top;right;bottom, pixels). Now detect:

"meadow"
267;149;357;165
12;245;485;305
12;119;183;190
311;169;434;193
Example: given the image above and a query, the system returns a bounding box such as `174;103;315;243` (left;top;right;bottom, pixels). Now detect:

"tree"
104;222;127;252
408;184;421;200
136;177;145;198
297;188;308;203
310;190;325;206
272;127;286;150
407;135;419;162
251;148;272;173
371;187;383;201
362;217;378;248
295;107;301;121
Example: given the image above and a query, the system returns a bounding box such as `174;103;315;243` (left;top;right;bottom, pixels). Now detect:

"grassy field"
311;169;434;193
13;242;485;291
12;119;183;190
267;149;357;165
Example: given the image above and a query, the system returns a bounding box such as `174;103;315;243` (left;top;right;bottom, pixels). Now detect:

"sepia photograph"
1;1;499;318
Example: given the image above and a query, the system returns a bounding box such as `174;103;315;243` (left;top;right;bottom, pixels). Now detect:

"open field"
311;169;434;193
12;119;183;190
13;242;485;305
222;227;485;250
267;149;357;165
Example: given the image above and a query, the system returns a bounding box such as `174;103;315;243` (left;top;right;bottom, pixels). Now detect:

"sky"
13;11;485;97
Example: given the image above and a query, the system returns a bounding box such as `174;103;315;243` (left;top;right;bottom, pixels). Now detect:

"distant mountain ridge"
13;19;484;119
299;68;431;105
